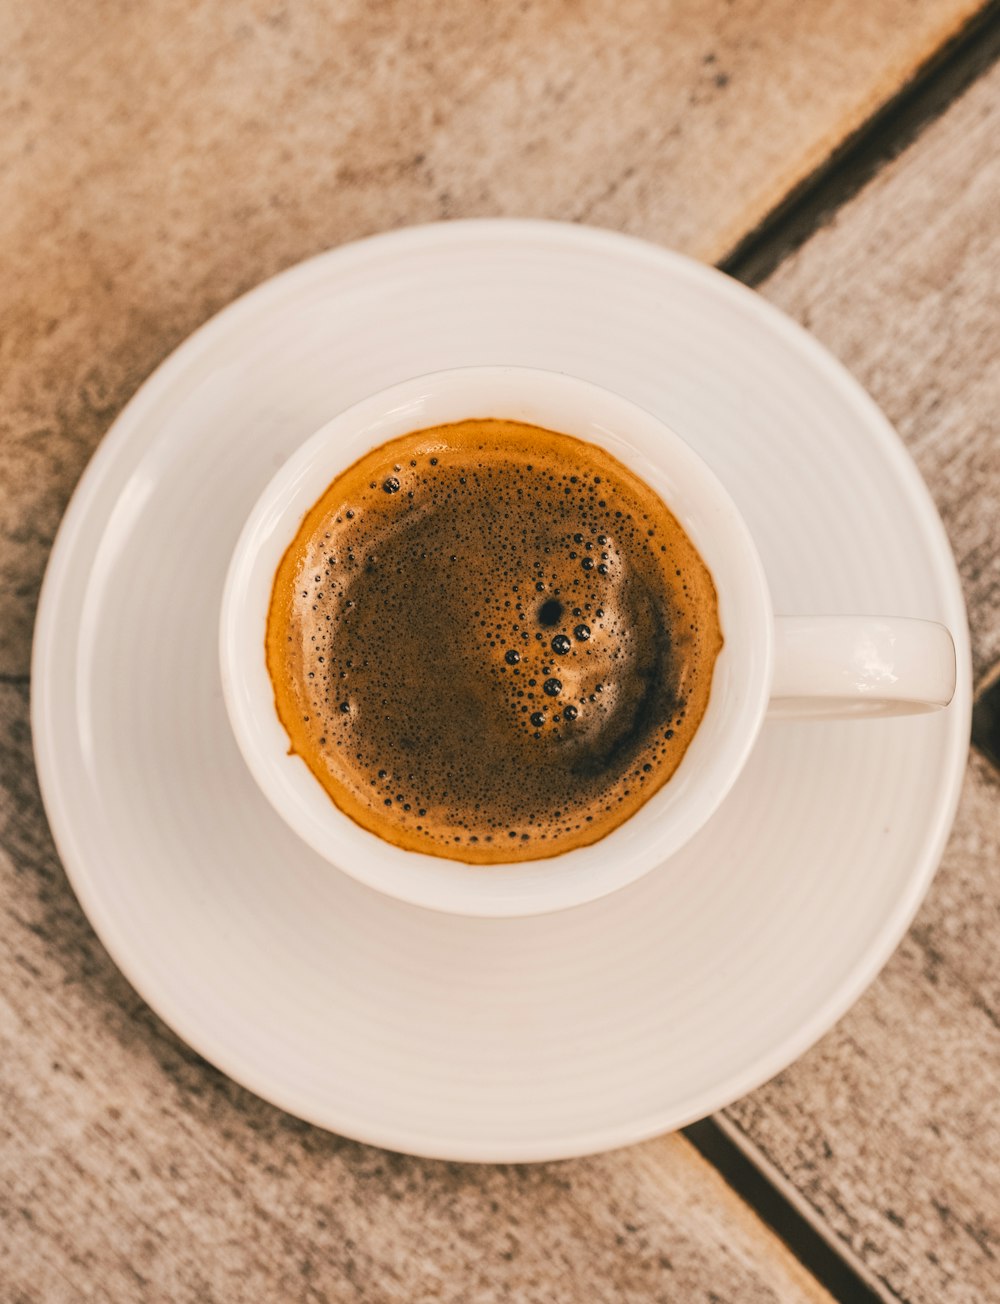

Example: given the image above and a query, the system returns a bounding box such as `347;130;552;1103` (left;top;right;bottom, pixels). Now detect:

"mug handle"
769;616;957;719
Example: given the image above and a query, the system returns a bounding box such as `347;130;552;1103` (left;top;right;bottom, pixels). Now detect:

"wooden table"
3;3;998;1299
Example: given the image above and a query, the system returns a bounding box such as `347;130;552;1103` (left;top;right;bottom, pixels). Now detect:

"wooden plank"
0;0;986;675
0;702;833;1303
725;57;1000;1304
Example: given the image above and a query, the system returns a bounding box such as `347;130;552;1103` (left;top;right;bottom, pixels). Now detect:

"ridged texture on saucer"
32;222;969;1160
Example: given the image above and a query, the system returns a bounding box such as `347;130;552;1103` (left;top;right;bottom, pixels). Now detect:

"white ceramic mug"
220;367;956;917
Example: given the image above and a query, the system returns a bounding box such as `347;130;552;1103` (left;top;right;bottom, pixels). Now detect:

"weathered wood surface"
0;0;985;675
0;694;834;1303
725;57;1000;1304
3;1;998;1298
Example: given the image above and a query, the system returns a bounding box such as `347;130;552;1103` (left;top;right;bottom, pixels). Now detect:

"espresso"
266;420;722;863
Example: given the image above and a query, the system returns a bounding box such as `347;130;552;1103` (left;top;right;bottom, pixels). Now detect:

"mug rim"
219;366;773;915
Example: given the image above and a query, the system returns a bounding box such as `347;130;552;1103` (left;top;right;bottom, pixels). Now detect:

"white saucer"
32;220;971;1162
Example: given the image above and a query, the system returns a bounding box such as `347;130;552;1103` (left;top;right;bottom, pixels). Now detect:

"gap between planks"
721;0;1000;286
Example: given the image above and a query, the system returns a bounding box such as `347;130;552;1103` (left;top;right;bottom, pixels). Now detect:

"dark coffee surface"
266;419;722;862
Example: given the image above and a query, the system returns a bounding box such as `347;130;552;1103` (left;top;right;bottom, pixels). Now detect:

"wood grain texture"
3;2;997;1297
0;0;985;675
725;57;1000;1304
0;696;836;1302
